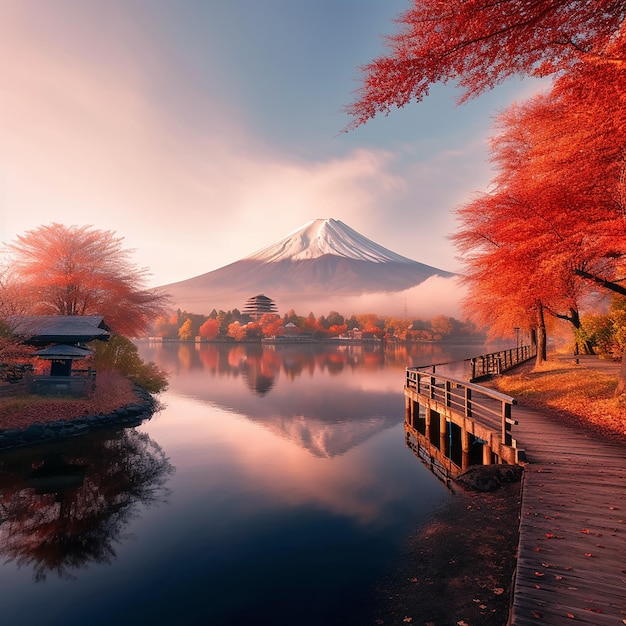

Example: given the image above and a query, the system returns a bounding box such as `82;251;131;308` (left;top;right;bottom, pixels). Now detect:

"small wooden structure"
8;315;110;396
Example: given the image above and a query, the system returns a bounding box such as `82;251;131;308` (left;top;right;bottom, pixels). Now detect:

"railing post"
465;386;472;418
502;402;512;446
445;380;451;407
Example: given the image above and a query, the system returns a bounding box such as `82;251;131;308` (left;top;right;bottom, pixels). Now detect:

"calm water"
0;341;497;626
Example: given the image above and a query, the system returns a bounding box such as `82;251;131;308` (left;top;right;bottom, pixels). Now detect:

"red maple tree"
3;224;169;337
346;0;625;128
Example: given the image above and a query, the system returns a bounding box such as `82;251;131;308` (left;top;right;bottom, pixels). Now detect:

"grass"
489;358;626;442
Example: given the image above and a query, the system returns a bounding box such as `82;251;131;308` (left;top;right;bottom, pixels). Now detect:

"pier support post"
461;429;470;470
440;415;448;455
482;442;492;465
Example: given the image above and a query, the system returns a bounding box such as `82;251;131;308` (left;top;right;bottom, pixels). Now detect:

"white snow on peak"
245;218;416;264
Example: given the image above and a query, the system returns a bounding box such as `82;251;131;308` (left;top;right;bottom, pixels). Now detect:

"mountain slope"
246;218;417;263
161;218;460;316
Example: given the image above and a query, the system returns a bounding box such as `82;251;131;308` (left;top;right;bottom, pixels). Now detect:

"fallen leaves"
0;371;139;430
491;363;625;441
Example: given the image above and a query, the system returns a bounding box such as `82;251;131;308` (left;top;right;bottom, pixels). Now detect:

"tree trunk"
535;301;547;367
616;350;626;396
569;308;595;355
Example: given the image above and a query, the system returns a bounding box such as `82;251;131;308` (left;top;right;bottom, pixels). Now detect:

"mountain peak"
245;218;415;264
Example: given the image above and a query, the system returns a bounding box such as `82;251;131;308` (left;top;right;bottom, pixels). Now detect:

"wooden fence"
405;367;522;466
419;344;536;382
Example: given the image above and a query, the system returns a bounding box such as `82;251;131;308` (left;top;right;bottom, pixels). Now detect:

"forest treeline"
147;309;484;343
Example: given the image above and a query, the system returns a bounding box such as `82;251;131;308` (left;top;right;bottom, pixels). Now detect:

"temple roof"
33;344;95;360
7;315;111;344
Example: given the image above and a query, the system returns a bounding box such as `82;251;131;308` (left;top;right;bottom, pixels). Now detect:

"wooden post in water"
482;442;492;465
461;429;470;470
405;394;412;427
439;413;447;454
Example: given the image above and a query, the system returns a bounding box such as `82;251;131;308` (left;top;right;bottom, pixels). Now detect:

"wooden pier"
405;352;625;623
509;402;626;625
405;368;523;471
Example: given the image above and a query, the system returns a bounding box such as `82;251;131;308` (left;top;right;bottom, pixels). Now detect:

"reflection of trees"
0;429;174;582
139;341;475;395
240;344;281;396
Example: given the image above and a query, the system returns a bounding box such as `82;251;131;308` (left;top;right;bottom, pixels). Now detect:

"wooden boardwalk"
510;400;626;624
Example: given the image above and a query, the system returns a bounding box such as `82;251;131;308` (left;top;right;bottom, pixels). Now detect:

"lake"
0;340;500;626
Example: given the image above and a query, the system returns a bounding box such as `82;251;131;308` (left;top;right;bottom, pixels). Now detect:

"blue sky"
0;0;544;287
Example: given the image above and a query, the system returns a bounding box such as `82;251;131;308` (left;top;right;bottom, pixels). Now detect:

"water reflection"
0;429;174;582
139;341;487;459
140;340;473;386
0;340;499;626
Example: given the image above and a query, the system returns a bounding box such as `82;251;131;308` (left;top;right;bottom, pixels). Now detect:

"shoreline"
0;385;157;450
363;354;624;625
360;471;522;626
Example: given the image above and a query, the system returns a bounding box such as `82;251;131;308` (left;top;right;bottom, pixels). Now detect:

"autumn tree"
151;312;179;338
198;318;220;340
2;224;168;337
258;314;283;337
178;318;194;341
227;321;246;342
346;0;625;128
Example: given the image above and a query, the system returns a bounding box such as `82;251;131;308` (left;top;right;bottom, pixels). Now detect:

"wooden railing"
420;345;536;382
405;368;519;458
469;345;535;380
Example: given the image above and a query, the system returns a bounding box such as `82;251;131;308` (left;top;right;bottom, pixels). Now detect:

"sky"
0;0;545;288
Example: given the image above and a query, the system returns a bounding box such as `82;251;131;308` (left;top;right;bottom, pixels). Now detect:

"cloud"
0;2;543;291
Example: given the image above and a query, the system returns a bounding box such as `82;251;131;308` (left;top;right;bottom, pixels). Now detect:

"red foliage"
198;318;220;339
346;0;624;127
0;371;139;430
4;224;168;336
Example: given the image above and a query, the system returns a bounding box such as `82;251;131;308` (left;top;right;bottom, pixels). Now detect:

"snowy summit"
245;218;415;264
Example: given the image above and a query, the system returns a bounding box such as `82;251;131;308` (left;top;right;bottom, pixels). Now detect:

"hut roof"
7;315;111;344
33;344;94;360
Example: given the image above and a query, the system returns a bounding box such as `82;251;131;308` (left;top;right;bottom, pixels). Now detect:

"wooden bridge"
509;397;626;624
405;368;522;475
405;351;625;624
404;345;536;482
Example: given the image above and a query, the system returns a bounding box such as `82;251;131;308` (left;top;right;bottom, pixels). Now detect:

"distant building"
242;294;278;321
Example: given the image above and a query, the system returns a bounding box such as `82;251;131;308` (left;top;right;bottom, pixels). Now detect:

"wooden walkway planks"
509;403;626;625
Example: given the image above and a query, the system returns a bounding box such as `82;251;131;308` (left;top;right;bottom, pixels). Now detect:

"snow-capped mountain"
161;218;462;317
246;218;415;263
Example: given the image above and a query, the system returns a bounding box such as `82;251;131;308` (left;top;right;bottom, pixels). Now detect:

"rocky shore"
0;386;158;450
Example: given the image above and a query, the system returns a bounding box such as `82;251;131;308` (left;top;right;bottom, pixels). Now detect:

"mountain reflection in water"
0;340;497;626
140;341;462;459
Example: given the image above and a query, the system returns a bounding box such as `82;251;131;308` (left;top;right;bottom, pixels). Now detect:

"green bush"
91;336;168;393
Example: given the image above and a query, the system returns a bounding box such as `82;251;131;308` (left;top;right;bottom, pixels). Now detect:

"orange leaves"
198;319;220;340
0;370;137;429
346;0;624;128
4;224;168;336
